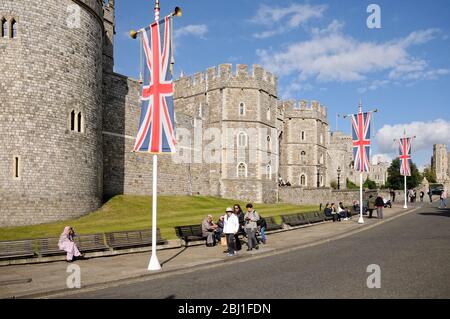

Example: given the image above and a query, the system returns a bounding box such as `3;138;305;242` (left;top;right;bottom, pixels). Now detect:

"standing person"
58;226;83;262
244;203;260;251
367;195;376;219
201;215;218;247
223;207;239;257
233;204;245;251
428;190;433;203
390;189;396;203
439;189;448;208
375;194;384;219
420;191;425;202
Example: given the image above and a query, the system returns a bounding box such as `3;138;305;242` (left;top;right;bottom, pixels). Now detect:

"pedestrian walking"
439;189;448;208
223;207;239;256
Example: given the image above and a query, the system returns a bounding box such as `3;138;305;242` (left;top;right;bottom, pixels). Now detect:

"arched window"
320;133;323;144
70;110;75;131
237;163;247;178
267;136;271;152
266;164;272;179
301;131;306;141
266;107;271;120
300;174;307;186
300;151;306;164
320;154;324;165
11;19;17;38
320;175;324;187
239;102;245;116
1;18;7;38
237;131;247;147
77;112;83;132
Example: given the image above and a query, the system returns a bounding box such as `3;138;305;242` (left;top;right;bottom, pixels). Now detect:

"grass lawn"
0;195;318;241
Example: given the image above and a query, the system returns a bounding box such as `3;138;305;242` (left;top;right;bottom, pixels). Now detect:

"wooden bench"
74;234;108;252
37;237;63;256
105;229;165;249
281;214;308;227
264;216;283;231
305;212;323;224
0;240;35;260
174;224;205;244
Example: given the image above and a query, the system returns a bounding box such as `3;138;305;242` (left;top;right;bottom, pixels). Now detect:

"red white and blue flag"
134;16;176;153
399;137;412;176
351;112;372;172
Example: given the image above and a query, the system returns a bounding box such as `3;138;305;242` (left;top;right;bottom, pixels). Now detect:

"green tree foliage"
346;178;359;189
363;178;377;190
386;158;421;190
422;167;437;183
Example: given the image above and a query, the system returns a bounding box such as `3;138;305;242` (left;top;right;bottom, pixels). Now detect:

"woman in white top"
223;207;239;256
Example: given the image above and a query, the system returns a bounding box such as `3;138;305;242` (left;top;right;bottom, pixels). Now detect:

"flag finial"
358;98;362;114
155;0;160;21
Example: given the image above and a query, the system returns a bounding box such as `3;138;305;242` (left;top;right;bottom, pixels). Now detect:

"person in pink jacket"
58;226;83;262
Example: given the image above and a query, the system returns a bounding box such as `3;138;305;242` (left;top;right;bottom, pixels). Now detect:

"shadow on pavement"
418;208;450;218
160;247;188;266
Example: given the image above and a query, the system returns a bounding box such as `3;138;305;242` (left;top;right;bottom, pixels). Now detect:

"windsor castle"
0;0;388;226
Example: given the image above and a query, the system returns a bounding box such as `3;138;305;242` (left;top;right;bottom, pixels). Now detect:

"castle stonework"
432;144;450;183
1;1;365;227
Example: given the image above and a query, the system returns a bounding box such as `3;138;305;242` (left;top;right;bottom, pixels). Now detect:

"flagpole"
404;174;408;209
148;154;161;270
359;172;364;224
148;0;161;272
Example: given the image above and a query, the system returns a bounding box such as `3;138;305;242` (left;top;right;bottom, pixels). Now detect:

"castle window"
300;151;306;164
320;175;324;187
267;136;271;152
266;164;272;179
301;131;306;141
237;132;247;147
239;102;245;116
237;162;247;178
320;154;324;165
266;107;271;120
300;174;307;186
13;156;20;179
77;112;83;132
320;133;323;144
70;110;75;131
11;19;17;38
1;18;7;38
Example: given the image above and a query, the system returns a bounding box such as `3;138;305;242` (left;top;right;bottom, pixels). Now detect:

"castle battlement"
282;99;328;122
174;64;277;98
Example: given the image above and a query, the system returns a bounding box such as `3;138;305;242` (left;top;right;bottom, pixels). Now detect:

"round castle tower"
0;0;105;226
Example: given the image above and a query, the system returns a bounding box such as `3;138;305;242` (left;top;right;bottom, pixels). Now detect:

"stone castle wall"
0;0;104;226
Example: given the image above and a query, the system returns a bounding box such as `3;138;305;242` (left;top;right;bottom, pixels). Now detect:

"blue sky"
113;0;450;168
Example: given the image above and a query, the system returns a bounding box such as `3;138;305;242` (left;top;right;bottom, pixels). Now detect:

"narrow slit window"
1;18;7;38
70;110;75;131
77;112;82;132
11;19;17;38
14;156;19;179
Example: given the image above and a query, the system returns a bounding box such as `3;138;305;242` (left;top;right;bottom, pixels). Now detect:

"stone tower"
0;0;105;226
280;100;329;188
432;144;449;183
327;131;353;189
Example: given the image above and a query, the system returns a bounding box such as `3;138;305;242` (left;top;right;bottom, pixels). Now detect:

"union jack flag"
351;112;372;172
399;137;412;176
134;16;176;153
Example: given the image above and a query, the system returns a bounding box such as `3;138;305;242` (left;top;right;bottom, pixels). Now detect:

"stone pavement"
0;204;422;299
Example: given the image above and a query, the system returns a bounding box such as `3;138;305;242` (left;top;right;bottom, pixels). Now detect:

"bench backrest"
175;225;202;238
0;240;34;256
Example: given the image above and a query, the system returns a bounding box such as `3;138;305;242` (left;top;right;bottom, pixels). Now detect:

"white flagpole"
358;173;364;224
404;175;408;209
148;0;162;271
148;154;161;271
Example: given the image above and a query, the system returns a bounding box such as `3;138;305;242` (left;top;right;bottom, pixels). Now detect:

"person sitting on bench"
202;215;218;247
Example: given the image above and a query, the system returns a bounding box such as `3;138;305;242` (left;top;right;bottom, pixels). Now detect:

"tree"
422;167;437;183
363;178;377;190
386;158;421;190
346;178;359;189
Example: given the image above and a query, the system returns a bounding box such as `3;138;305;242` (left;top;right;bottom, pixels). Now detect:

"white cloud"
376;119;450;155
257;29;445;83
251;4;327;38
311;20;345;37
174;24;208;40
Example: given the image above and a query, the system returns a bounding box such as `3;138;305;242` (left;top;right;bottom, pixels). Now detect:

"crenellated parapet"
174;64;278;99
281;99;328;123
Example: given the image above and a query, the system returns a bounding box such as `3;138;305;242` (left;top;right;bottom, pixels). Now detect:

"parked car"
429;184;444;196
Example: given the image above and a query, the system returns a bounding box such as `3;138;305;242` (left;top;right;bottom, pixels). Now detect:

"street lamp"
337;166;342;190
317;168;320;188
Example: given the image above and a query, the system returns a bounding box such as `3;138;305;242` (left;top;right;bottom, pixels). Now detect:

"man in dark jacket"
375;195;384;219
